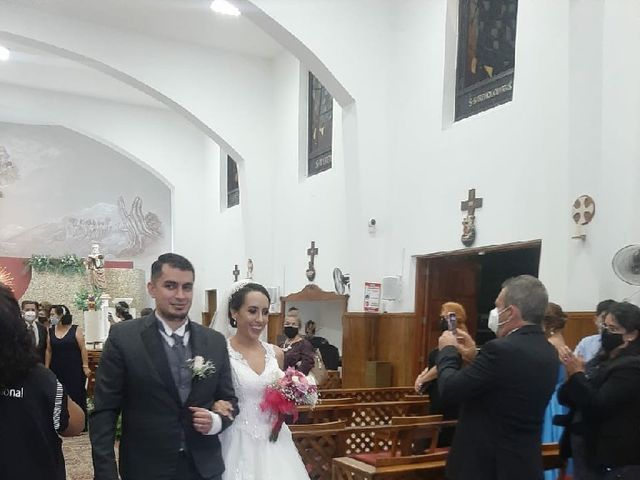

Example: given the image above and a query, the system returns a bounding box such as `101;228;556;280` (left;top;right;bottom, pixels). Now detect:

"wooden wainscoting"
342;312;420;388
376;313;421;387
342;313;378;388
564;311;597;350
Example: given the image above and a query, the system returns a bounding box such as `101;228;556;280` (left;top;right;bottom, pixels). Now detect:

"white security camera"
368;218;377;227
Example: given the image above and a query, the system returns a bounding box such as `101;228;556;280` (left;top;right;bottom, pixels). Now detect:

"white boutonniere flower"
187;355;216;379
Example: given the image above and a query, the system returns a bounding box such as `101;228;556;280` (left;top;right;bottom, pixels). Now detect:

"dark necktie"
171;333;189;403
28;324;36;345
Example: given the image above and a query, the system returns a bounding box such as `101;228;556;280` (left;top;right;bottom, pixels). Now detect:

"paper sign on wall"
364;282;381;313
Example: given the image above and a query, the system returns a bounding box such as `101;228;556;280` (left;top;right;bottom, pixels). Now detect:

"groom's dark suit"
90;314;238;480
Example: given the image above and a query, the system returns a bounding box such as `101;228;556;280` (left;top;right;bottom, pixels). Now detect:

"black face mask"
601;330;624;353
284;326;299;339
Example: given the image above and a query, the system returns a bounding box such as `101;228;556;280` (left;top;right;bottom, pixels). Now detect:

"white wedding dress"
220;340;310;480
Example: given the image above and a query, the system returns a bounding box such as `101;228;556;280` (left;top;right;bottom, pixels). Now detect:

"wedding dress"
220;340;310;480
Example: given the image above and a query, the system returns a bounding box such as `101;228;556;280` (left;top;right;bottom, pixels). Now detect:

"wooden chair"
390;415;446;456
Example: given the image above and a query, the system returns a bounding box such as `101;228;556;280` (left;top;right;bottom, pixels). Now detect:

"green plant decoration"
26;254;86;275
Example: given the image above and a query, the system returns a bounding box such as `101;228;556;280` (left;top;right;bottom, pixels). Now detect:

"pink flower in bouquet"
260;367;318;442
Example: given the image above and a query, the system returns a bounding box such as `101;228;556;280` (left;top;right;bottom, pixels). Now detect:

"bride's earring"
230;316;237;328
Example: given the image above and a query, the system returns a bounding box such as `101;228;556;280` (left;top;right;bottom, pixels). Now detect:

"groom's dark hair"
151;253;195;281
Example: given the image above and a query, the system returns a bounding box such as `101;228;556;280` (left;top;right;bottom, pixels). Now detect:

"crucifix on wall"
232;264;240;282
305;241;318;282
460;188;483;247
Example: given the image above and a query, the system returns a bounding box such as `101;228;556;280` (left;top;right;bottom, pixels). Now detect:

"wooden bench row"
332;443;564;480
319;386;416;402
297;399;430;427
290;416;453;480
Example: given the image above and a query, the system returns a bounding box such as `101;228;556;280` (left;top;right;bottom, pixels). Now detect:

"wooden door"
419;257;479;365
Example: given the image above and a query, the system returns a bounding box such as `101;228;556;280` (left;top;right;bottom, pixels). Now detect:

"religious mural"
455;0;519;120
0;123;171;267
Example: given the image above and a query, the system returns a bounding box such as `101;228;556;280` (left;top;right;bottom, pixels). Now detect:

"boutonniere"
187;355;216;379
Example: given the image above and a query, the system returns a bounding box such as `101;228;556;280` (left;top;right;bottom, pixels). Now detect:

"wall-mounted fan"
333;267;351;295
612;245;640;286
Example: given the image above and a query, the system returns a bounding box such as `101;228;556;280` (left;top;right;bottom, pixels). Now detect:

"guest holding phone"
414;302;476;446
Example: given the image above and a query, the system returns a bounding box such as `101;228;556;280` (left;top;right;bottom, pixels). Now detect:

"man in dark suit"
437;275;559;480
90;253;238;480
21;300;49;364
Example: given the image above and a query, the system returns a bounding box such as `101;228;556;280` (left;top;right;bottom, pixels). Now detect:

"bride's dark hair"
228;283;271;327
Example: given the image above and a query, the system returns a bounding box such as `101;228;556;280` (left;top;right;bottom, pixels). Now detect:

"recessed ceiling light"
210;0;241;16
0;46;10;62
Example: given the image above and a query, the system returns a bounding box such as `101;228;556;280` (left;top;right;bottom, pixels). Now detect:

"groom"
90;253;238;480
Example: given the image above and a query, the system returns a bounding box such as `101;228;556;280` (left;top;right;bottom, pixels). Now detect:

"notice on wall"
364;282;381;313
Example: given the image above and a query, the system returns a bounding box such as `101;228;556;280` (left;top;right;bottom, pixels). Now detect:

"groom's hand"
189;407;214;434
212;400;235;420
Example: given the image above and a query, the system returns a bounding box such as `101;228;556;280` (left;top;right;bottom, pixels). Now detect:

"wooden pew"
291;419;453;480
331;443;563;480
297;399;430;426
319;387;416;402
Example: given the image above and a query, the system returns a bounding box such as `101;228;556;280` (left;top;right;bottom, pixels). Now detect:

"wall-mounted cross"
461;188;483;216
305;241;319;282
232;264;240;282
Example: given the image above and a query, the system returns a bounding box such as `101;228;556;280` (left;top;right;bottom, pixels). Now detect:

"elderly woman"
279;307;315;375
558;301;640;479
414;301;476;447
0;284;84;479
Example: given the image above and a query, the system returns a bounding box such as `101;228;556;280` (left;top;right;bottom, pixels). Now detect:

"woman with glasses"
558;301;640;479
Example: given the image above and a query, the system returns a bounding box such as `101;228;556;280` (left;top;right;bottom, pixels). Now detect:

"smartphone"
448;312;457;333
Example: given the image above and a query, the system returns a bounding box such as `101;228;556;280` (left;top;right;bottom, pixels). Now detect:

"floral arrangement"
73;286;103;311
259;367;318;442
26;254;85;275
188;355;217;379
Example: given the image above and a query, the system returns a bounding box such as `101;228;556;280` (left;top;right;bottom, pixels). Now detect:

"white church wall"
257;0;576;312
0;82;212;315
587;0;640;306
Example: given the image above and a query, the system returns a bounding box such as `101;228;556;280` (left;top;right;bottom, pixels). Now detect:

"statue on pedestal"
85;243;107;291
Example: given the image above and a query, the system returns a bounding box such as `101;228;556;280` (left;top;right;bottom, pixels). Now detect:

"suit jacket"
437;324;559;480
35;322;48;364
558;353;640;468
90;314;238;480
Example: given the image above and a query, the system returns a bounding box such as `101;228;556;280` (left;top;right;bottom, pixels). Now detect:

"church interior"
1;0;640;478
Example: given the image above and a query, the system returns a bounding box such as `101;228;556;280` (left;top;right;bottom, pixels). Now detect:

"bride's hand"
212;400;235;420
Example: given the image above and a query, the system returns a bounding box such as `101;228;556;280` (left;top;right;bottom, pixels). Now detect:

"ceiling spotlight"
210;0;241;16
0;46;10;62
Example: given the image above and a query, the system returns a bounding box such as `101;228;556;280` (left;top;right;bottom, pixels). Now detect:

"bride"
211;280;311;480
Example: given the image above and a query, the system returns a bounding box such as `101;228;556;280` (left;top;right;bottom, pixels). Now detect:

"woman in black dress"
0;285;84;480
280;308;315;375
49;305;91;416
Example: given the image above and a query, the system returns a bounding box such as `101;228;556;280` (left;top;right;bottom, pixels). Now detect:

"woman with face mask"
49;305;91;424
558;301;640;479
279;307;315;375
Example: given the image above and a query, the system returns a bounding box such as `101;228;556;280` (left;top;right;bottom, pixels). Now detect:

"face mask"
38;316;47;324
23;311;37;323
488;307;510;335
601;330;624;353
284;326;299;339
50;316;59;326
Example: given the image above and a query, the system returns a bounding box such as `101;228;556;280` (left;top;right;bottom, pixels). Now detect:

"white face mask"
50;316;59;326
23;311;37;323
488;307;510;335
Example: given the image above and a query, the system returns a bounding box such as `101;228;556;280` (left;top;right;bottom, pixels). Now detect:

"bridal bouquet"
259;367;318;442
